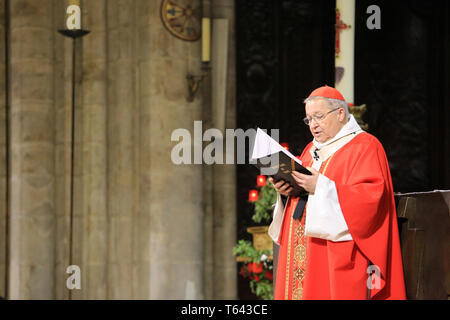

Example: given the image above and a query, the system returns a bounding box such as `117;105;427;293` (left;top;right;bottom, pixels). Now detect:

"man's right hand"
268;177;293;197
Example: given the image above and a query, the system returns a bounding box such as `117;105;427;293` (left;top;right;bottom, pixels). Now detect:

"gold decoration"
292;220;306;300
349;103;368;130
160;0;201;41
293;286;304;300
246;226;273;251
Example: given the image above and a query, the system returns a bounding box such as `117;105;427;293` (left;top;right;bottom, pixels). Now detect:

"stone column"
106;0;140;299
53;0;74;300
0;0;7;299
201;1;215;300
71;0;109;299
8;0;56;299
133;0;153;300
211;0;237;299
145;0;204;299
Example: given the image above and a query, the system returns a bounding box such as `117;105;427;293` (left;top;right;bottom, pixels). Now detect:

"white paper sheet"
251;128;303;165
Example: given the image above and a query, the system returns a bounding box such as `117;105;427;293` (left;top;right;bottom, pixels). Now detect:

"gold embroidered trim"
292;219;306;300
284;198;297;299
286;155;335;300
293;286;303;300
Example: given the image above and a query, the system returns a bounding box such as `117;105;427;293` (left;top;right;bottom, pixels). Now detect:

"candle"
202;17;211;62
256;175;267;187
248;190;259;202
335;0;355;104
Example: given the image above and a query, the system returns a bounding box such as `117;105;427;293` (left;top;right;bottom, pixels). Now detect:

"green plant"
233;240;272;262
233;180;278;300
252;182;277;223
250;278;273;301
233;240;274;300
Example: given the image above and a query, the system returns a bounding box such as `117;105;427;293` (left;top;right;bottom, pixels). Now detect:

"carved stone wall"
0;0;7;299
0;0;238;299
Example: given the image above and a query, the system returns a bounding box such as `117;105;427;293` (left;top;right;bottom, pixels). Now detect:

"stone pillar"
201;0;215;299
53;0;74;300
134;0;153;300
3;0;237;300
71;0;109;299
8;0;56;299
211;0;237;299
106;0;140;299
145;0;204;299
0;0;7;299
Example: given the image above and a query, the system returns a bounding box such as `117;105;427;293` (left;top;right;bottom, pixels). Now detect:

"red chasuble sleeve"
325;133;406;299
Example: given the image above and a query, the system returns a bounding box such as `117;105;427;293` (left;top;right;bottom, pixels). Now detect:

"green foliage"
252;182;277;223
250;279;273;300
233;178;278;300
232;240;272;262
233;240;274;300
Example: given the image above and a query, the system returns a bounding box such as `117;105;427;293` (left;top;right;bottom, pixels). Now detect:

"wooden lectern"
396;190;450;300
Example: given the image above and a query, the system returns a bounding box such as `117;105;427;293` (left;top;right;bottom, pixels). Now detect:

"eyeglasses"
303;107;341;125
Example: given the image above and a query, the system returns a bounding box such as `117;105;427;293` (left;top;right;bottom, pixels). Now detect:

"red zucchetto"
308;85;346;101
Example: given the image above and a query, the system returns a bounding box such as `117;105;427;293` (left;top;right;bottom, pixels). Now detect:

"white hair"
303;96;350;120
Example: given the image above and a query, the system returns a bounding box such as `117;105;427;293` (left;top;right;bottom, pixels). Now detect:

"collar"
312;114;362;150
309;115;363;167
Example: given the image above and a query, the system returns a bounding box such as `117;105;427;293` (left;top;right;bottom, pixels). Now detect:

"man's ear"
339;108;346;121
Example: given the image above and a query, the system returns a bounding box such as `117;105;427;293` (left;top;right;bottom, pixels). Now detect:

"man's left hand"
291;167;320;194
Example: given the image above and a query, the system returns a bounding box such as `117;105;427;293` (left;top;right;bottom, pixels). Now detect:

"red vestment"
274;132;406;300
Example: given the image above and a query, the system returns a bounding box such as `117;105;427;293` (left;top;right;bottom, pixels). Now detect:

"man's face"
305;98;346;143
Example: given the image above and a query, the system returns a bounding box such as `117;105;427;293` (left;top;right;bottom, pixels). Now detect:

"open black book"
251;128;312;197
252;152;311;197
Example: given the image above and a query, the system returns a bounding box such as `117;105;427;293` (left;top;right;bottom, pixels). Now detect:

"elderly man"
268;86;406;300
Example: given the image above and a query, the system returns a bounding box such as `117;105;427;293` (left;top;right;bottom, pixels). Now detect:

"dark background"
355;0;450;193
235;0;450;299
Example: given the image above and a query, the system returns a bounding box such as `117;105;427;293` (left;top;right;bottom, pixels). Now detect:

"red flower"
265;270;273;281
239;266;248;278
251;274;260;282
252;262;263;274
246;262;254;274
